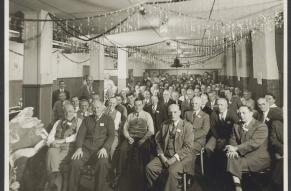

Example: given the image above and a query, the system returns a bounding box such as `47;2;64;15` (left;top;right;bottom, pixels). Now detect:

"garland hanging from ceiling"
10;1;284;65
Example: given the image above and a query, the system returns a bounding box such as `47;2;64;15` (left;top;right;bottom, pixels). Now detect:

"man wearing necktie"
225;106;270;191
146;104;194;191
80;75;96;100
148;95;167;133
161;90;175;118
181;88;195;118
256;98;283;130
184;97;210;175
52;80;70;108
68;101;115;191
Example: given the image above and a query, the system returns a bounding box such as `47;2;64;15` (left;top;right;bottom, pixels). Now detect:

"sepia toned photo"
7;0;286;191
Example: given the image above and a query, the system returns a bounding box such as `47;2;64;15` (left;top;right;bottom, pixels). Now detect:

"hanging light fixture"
171;42;183;68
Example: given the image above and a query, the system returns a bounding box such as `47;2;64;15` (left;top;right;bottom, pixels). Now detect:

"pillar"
22;10;53;127
90;39;104;101
226;44;236;86
117;48;128;90
252;23;280;103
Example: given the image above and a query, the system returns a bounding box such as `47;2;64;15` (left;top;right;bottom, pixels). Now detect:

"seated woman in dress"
46;103;82;191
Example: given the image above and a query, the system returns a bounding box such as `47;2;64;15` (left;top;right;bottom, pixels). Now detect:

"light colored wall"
9;41;24;81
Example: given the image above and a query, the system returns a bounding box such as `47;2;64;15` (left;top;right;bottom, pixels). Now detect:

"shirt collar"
95;113;103;121
173;119;180;127
270;104;277;108
264;108;270;116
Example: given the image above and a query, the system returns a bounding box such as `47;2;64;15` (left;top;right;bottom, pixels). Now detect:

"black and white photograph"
7;0;287;191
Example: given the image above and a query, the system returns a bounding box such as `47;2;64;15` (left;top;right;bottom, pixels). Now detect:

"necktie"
242;123;248;132
152;105;156;112
220;113;224;121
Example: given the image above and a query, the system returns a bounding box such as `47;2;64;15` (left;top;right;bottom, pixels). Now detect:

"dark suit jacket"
229;119;271;172
201;105;213;115
270;120;283;156
228;96;243;112
148;104;168;133
52;89;70;108
79;85;97;100
155;119;194;161
76;114;115;152
209;110;240;140
184;110;210;153
256;107;283;129
205;100;218;113
160;99;175;118
181;99;192;118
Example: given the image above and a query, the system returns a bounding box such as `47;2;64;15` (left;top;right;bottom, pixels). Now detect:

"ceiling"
9;0;283;61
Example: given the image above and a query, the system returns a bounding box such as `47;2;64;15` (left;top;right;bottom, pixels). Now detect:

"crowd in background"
46;71;283;191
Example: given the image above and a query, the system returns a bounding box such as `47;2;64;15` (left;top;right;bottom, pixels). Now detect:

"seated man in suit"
224;89;243;112
52;92;70;123
184;97;210;175
225;106;271;191
68;101;115;191
46;103;82;191
171;91;182;109
181;88;195;118
146;104;194;191
76;99;91;120
205;98;239;153
52;80;70;108
161;90;175;118
256;97;283;129
148;95;168;133
265;93;280;109
206;91;218;112
71;96;79;112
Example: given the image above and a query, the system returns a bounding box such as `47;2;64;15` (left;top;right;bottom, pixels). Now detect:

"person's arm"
46;120;60;146
141;113;154;141
64;118;83;143
123;115;130;139
75;119;87;149
270;121;283;155
155;126;164;156
102;116;115;152
114;111;121;130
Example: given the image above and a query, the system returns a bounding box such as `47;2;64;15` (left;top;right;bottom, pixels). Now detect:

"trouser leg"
94;157;112;191
164;161;183;191
145;157;163;188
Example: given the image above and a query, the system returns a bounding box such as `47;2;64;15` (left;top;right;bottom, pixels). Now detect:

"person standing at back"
52;80;70;108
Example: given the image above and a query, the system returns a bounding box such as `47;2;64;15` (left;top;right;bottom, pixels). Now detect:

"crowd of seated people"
46;71;283;191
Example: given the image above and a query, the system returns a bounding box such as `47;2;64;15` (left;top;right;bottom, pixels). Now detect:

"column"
226;44;236;86
22;10;53;127
117;48;128;90
90;39;105;101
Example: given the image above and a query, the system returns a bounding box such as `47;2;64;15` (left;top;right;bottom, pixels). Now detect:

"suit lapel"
174;120;183;146
242;119;256;142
